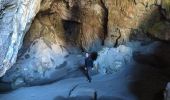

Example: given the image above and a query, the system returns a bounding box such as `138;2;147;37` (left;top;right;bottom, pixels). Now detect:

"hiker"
84;52;98;82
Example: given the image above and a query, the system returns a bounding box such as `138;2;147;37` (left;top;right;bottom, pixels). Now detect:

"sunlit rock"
0;0;42;77
104;0;161;46
2;38;83;87
94;45;133;74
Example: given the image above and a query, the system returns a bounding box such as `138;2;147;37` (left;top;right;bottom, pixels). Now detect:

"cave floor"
0;62;169;100
0;41;170;100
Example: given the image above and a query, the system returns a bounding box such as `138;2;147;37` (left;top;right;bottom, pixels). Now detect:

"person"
84;52;98;83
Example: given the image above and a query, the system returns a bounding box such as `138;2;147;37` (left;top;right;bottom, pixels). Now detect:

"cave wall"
24;0;170;51
23;0;106;52
0;0;42;77
0;0;170;77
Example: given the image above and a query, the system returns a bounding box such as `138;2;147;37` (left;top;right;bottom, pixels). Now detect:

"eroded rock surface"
94;45;133;74
0;0;42;77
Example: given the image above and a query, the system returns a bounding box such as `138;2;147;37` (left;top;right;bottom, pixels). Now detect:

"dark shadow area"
127;2;170;100
100;0;108;45
61;0;108;52
61;1;82;46
129;38;170;100
62;20;81;43
0;81;12;93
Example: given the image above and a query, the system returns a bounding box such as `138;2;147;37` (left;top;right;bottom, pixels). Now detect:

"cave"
0;0;170;100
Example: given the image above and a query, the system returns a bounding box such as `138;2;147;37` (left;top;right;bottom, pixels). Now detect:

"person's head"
85;52;89;57
90;52;98;61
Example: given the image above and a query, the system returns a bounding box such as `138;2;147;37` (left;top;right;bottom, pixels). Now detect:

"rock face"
105;0;165;45
37;0;106;51
0;0;42;77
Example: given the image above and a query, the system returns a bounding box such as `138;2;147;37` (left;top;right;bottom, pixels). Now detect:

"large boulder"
94;45;133;74
2;38;84;87
0;0;42;77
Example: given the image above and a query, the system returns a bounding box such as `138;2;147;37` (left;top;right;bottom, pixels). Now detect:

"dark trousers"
84;67;92;82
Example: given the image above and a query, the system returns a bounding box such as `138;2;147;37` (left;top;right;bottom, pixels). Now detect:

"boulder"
94;45;133;74
0;0;42;77
2;38;84;87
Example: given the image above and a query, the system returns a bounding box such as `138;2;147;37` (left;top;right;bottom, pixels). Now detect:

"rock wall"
24;0;170;52
42;0;163;47
0;0;42;77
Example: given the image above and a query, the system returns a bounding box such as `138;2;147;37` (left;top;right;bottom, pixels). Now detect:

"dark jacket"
85;57;93;68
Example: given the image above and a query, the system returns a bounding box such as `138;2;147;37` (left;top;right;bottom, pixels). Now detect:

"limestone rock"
27;0;163;51
41;0;106;51
0;0;42;77
104;0;161;46
94;45;133;74
2;38;83;86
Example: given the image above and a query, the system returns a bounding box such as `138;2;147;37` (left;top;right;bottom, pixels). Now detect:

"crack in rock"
68;84;79;97
94;91;97;100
